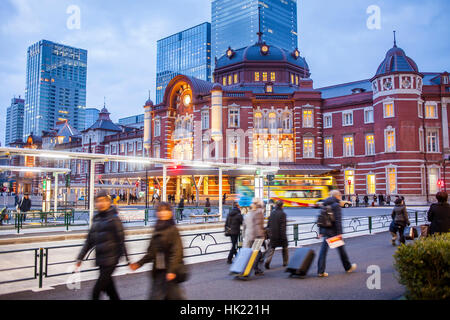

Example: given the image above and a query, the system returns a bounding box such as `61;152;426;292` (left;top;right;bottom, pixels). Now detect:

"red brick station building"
9;36;450;205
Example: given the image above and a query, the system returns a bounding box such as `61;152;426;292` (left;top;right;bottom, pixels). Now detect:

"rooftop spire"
257;4;263;44
393;30;397;47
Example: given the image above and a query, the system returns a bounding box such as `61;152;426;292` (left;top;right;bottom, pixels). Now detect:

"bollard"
38;248;44;288
293;224;299;246
368;216;373;234
415;211;418;226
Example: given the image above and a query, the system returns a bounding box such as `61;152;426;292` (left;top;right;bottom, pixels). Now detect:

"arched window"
254;112;263;129
281;112;291;130
268;112;277;129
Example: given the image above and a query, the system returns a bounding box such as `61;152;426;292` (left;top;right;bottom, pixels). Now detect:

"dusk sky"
0;0;449;145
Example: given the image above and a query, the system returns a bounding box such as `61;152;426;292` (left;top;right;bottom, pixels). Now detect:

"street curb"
0;222;226;245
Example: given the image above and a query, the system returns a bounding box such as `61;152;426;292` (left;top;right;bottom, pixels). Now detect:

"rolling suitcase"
286;248;315;277
230;239;264;279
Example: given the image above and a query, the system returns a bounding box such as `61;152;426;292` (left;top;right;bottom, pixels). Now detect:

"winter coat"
244;207;265;246
267;207;288;247
391;204;410;227
225;207;243;236
137;223;184;278
19;197;32;212
77;206;128;267
427;202;450;235
178;199;184;208
319;197;343;236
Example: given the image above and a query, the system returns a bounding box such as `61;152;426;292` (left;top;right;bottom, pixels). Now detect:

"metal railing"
0;210;428;289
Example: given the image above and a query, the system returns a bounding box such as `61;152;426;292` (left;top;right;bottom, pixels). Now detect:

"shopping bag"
326;235;345;249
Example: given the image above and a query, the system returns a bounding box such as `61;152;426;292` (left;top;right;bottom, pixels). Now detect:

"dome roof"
375;44;419;77
216;42;309;71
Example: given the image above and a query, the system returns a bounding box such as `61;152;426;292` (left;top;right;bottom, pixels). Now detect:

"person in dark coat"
264;200;288;269
378;194;384;206
317;190;357;277
204;198;211;214
222;193;227;205
19;194;32;220
386;195;391;206
177;197;184;221
225;202;243;264
373;194;377;206
363;195;369;207
76;191;129;300
427;191;450;235
130;202;185;300
191;194;195;205
390;198;410;245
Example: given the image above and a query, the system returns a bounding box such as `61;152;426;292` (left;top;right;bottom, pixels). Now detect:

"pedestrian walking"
265;200;288;269
378;194;384;206
386;195;391;206
427;191;450;235
363;195;369;207
222;193;227;205
355;195;360;207
317;190;357;277
372;194;377;206
266;199;275;217
401;196;405;205
130;202;186;300
390;198;410;245
18;194;31;220
191;194;195;205
76;191;129;300
243;199;265;275
225;202;243;264
177;196;185;221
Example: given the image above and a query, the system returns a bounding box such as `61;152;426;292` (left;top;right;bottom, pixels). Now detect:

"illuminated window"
270;72;276;82
344;170;355;195
234;73;238;84
387;167;397;194
295;75;299;85
228;75;232;85
302;109;314;128
265;84;273;93
290;73;294;84
255;72;260;82
426;130;439;152
367;174;376;194
254;112;263;129
425;104;438;119
222;77;227;86
262;72;268;82
418;102;423;118
343;136;354;157
365;134;375;155
153;144;160;158
385;128;395;152
303;138;314;158
323;113;332;128
429;167;439;194
228;136;240;158
324;138;333;158
268;112;277;129
384;102;394;118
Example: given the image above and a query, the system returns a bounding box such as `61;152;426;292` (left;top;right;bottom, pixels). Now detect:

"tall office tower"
212;0;298;62
156;22;212;104
24;40;87;138
5;97;25;146
119;114;145;128
84;108;100;129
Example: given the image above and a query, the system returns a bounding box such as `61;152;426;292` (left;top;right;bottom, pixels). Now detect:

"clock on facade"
384;80;393;90
183;94;191;106
261;45;269;55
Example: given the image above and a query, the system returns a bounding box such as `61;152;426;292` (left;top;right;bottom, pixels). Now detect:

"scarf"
154;218;175;231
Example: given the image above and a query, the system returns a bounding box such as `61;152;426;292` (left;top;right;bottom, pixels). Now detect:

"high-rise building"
24;40;87;139
156;22;211;104
211;0;298;63
5;96;25;146
84;108;100;129
119;114;145;128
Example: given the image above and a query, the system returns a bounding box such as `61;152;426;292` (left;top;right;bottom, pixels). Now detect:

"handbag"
389;221;398;233
174;262;190;283
225;226;232;237
404;226;417;240
419;224;430;238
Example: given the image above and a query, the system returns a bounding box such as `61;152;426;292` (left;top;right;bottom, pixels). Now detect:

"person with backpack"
130;202;186;300
264;200;288;269
225;202;243;264
76;191;129;300
317;190;357;277
390;198;410;245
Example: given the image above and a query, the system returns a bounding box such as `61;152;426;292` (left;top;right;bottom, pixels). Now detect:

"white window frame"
419;127;425;152
386;166;398;195
323;113;332;128
418;101;424;118
426;129;440;153
365;133;375;156
228;135;240;158
228;108;240;128
324;137;333;158
302;109;314;128
303;138;315;158
425;102;438;119
384;127;396;153
342;111;353;127
154;117;161;137
201;110;210;130
383;101;395;118
343;135;354;157
364;107;374;124
366;174;376;195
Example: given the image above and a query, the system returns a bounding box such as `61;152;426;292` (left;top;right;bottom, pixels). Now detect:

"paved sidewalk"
0;232;405;300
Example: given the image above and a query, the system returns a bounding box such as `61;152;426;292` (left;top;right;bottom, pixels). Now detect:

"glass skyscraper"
212;0;298;62
5;97;25;146
84;108;100;130
156;22;211;104
24;40;87;139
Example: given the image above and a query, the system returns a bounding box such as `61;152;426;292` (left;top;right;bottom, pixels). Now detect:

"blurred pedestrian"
76;190;129;300
390;198;410;245
378;194;384;206
355;195;360;207
317;190;357;277
266;199;275;217
265;200;288;269
130;202;186;300
243;199;265;275
191;194;195;205
386;195;391;206
204;198;211;214
427;191;450;235
178;196;185;221
225;202;243;264
363;195;369;207
222;193;227;205
18;193;31;220
372;195;377;206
